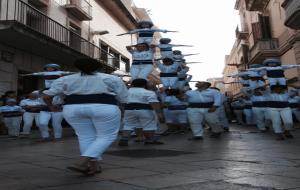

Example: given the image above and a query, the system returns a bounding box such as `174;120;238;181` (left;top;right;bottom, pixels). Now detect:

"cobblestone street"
1;125;300;190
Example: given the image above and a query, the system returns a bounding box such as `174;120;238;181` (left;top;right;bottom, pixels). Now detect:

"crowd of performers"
0;20;300;176
228;58;300;140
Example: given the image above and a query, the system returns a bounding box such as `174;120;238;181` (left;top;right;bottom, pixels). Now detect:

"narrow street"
1;125;300;190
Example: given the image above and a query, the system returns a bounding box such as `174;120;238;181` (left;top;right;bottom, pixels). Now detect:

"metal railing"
0;0;116;68
65;0;92;18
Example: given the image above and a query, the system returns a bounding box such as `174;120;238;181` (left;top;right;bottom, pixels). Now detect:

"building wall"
0;0;143;95
88;0;134;58
224;0;300;97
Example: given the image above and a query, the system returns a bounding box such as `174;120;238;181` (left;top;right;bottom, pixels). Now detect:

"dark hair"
4;91;16;96
270;85;287;91
131;79;148;88
74;58;101;75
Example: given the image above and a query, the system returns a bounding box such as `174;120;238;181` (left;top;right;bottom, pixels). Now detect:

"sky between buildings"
133;0;240;82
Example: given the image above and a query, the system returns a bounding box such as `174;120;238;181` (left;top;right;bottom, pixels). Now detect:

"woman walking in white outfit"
42;58;128;176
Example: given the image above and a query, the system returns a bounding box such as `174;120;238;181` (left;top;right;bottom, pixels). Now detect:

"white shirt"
129;49;155;61
126;88;159;104
163;95;187;106
156;61;180;73
185;89;221;106
288;96;300;103
43;73;128;103
0;105;23;113
177;66;189;78
20;98;42;107
268;92;289;102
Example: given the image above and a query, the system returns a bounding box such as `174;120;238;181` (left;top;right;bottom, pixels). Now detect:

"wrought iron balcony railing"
0;0;117;69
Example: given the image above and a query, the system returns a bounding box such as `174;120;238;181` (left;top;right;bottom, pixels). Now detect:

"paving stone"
226;175;300;189
174;168;258;181
34;181;149;190
160;181;272;190
116;174;208;189
96;167;159;180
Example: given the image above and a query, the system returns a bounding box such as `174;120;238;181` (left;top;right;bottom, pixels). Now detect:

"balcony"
282;0;300;29
0;0;115;72
245;0;270;11
63;0;92;21
28;0;49;8
235;26;249;40
249;39;279;64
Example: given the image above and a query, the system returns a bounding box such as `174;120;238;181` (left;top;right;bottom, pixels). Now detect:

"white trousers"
160;77;178;89
177;81;186;90
292;109;300;122
234;109;244;124
137;37;153;44
217;106;229;128
268;107;293;133
243;108;254;125
187;108;223;137
123;110;157;131
130;64;153;80
268;77;286;86
39;111;63;139
160;51;174;58
4;117;22;136
22;112;40;134
164;109;187;124
63;104;121;160
252;107;268;131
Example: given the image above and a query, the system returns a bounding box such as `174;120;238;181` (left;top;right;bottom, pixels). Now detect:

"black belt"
252;102;269;107
160;73;178;77
44;75;60;80
268;101;289;108
139;32;154;37
124;103;152;110
40;106;51;112
168;105;187;110
65;94;118;105
188;102;213;108
132;60;153;65
250;77;264;81
267;70;285;78
233;107;244;110
2;111;23;118
27;110;40;113
160;48;172;52
25;107;42;113
289;103;300;108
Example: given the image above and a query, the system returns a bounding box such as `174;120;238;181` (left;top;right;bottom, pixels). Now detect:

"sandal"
67;164;89;174
86;160;102;176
